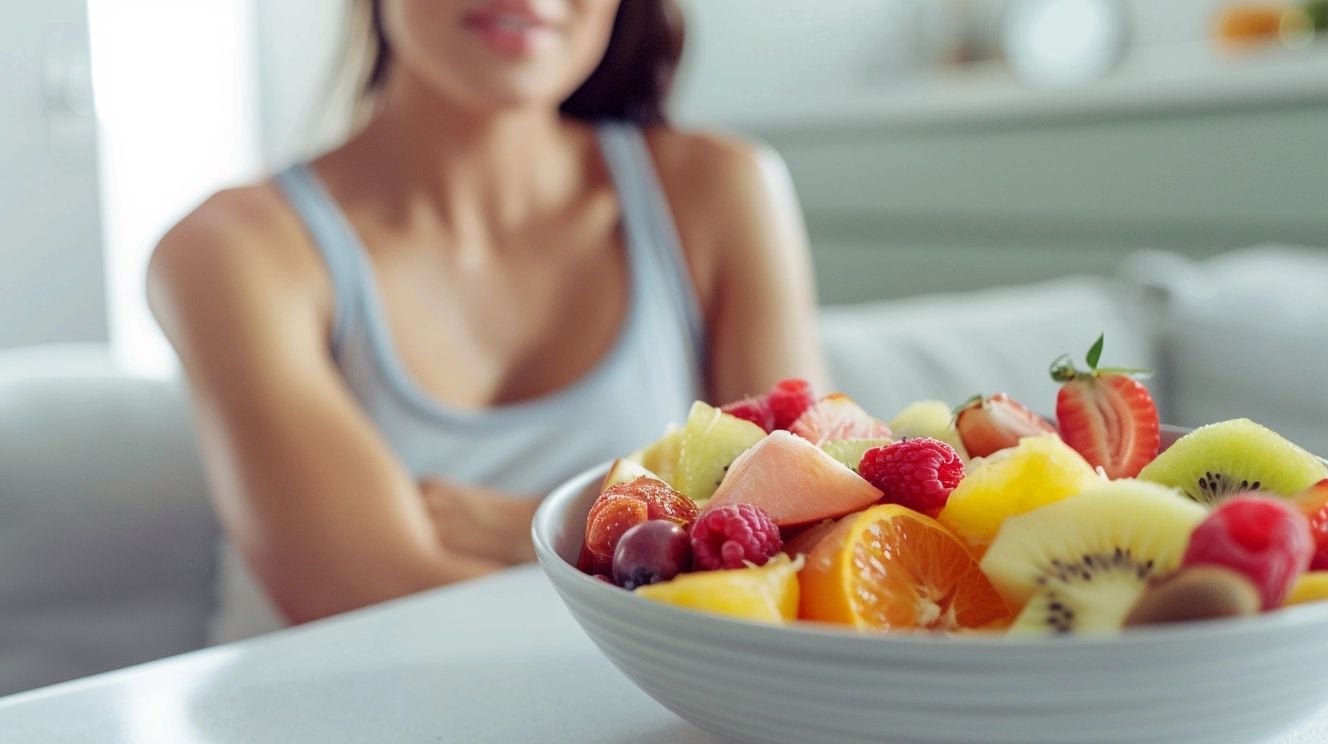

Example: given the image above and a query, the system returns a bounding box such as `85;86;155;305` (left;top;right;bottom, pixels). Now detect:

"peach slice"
706;430;883;528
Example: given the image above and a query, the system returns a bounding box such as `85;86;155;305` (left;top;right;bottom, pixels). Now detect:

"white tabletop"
2;565;1326;744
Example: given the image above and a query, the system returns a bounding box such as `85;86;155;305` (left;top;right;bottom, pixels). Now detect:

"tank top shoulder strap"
272;163;363;355
594;122;705;357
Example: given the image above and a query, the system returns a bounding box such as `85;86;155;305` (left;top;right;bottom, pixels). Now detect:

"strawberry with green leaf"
1051;334;1160;479
953;393;1057;459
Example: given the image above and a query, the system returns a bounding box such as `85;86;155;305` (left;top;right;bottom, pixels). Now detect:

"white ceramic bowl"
533;437;1328;744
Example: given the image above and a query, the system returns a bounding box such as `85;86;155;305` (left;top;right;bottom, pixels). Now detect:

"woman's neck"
345;68;589;237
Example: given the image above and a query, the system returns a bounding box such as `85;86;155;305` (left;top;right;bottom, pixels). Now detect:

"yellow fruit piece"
635;554;803;624
937;435;1100;554
888;400;968;459
1286;572;1328;607
629;424;682;487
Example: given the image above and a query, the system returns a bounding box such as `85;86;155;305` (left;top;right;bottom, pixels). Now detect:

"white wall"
0;1;107;349
672;0;921;126
1126;0;1227;47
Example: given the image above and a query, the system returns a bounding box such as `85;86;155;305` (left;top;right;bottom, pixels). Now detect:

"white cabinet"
758;64;1328;304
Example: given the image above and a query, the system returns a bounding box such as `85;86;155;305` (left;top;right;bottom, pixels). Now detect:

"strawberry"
720;396;776;432
766;378;816;430
953;393;1057;459
1292;479;1328;571
718;378;814;433
1051;334;1160;479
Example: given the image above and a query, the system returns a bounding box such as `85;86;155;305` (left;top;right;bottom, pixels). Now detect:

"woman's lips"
462;7;556;56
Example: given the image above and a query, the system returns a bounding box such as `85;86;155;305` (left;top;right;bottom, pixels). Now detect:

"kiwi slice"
981;480;1208;635
1138;419;1328;504
820;438;892;473
674;402;766;504
1124;566;1260;627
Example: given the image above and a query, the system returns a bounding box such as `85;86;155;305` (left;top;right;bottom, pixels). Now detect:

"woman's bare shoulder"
148;181;331;353
640;127;802;306
150;182;314;285
642;126;782;198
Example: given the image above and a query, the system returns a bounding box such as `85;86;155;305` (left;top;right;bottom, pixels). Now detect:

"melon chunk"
821;438;893;473
706;430;883;527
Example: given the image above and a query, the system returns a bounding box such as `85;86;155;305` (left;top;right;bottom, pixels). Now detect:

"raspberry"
721;396;775;432
767;378;816;430
1182;494;1314;609
690;503;782;570
859;438;965;515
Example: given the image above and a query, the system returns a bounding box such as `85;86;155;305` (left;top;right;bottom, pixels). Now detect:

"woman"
149;0;825;631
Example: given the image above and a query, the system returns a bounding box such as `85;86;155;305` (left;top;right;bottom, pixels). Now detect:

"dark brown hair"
356;0;684;125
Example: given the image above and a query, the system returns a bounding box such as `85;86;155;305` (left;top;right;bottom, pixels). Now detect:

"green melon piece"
1138;419;1328;504
820;438;893;473
674;402;766;505
888;400;968;458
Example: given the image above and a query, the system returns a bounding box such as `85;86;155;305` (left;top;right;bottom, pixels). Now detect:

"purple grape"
612;520;693;590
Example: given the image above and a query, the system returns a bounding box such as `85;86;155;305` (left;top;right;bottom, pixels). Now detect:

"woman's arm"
650;131;830;402
149;188;531;624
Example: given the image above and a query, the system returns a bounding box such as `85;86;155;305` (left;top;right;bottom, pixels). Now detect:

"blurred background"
6;0;1326;370
2;0;1328;698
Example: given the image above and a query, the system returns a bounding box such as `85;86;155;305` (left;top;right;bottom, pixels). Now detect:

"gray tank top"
272;122;707;496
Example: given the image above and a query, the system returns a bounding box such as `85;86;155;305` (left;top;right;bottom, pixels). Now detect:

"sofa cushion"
0;345;215;695
1119;246;1328;459
818;276;1152;424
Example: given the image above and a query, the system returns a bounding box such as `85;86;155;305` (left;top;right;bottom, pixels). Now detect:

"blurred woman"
149;0;825;631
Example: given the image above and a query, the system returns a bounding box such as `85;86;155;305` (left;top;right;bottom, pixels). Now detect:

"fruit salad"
574;336;1328;636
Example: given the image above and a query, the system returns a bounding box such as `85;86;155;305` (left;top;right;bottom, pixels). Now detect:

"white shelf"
753;43;1328;133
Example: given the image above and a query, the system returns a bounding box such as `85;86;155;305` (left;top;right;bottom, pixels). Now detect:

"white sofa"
0;346;215;695
1;247;1324;697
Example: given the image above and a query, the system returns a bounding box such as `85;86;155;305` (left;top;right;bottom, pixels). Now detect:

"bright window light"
89;0;263;376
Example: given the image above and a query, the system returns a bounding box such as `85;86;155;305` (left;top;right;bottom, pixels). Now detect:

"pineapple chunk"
628;424;683;487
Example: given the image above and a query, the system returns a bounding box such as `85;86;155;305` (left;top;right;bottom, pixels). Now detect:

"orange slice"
799;504;1013;632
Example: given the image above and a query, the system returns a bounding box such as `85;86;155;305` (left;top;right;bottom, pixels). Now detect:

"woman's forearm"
419;479;541;566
